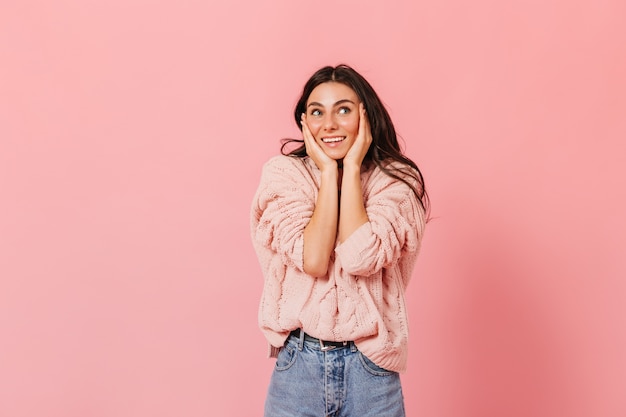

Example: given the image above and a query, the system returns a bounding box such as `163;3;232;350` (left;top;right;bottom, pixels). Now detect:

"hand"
301;113;337;172
343;103;372;169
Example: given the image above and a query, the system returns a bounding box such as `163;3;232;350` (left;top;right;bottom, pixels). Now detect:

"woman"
251;64;429;417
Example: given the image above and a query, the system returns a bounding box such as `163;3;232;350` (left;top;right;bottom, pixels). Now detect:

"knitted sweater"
250;155;426;372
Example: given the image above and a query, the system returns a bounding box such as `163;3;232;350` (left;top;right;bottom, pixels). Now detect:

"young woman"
250;64;429;417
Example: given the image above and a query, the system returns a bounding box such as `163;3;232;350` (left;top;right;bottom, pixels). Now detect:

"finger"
355;104;369;145
301;114;315;143
359;103;372;144
357;103;366;139
300;114;313;148
301;114;323;157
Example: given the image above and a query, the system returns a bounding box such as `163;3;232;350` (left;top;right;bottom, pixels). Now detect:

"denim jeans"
264;331;406;417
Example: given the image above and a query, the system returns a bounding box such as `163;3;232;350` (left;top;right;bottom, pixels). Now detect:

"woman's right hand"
301;113;337;172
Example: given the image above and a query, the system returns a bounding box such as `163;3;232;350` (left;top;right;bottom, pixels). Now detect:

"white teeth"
322;137;345;143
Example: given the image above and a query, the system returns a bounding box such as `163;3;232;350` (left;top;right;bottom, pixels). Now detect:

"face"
305;82;361;161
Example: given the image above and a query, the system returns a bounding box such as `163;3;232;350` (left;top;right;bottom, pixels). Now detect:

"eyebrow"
307;99;357;108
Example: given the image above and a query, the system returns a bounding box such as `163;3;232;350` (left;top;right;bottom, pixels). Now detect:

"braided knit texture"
250;155;425;372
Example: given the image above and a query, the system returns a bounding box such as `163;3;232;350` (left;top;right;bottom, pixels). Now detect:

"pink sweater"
250;155;426;372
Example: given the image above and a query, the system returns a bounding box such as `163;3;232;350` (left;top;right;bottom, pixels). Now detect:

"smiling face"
305;82;361;161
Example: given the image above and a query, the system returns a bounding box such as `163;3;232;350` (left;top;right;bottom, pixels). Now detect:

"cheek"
340;117;359;136
306;120;323;136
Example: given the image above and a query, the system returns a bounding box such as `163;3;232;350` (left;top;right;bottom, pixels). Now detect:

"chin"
325;152;347;161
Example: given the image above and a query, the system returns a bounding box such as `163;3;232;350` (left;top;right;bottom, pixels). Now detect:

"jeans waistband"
290;329;353;352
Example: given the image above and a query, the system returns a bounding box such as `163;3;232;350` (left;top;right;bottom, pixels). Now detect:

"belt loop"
297;328;305;350
350;342;357;353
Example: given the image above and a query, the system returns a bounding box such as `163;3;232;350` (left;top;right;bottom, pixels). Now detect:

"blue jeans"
264;331;406;417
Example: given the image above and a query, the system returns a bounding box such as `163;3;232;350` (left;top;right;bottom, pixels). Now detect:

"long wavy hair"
281;64;430;216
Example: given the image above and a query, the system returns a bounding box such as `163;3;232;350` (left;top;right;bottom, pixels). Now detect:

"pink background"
1;1;625;416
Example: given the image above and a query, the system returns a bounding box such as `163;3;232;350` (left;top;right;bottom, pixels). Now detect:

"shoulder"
258;155;316;188
363;160;425;214
262;155;310;175
366;160;420;187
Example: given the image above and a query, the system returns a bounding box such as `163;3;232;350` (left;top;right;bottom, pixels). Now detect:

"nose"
322;113;338;130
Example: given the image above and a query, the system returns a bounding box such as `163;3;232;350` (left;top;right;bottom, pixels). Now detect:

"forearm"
303;168;339;277
338;164;369;243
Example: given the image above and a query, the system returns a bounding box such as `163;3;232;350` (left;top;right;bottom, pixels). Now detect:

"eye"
338;106;351;115
310;109;322;117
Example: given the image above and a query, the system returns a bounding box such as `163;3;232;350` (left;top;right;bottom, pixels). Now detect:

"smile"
321;136;346;143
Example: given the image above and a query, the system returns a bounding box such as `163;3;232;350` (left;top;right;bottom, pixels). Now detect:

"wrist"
341;162;361;174
320;163;339;179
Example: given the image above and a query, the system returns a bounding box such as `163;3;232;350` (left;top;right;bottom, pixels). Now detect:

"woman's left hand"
343;103;372;168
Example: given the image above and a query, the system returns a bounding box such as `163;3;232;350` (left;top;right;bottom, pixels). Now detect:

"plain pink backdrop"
1;1;625;416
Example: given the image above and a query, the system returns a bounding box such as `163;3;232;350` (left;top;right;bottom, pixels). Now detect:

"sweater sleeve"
251;156;315;272
334;167;425;276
